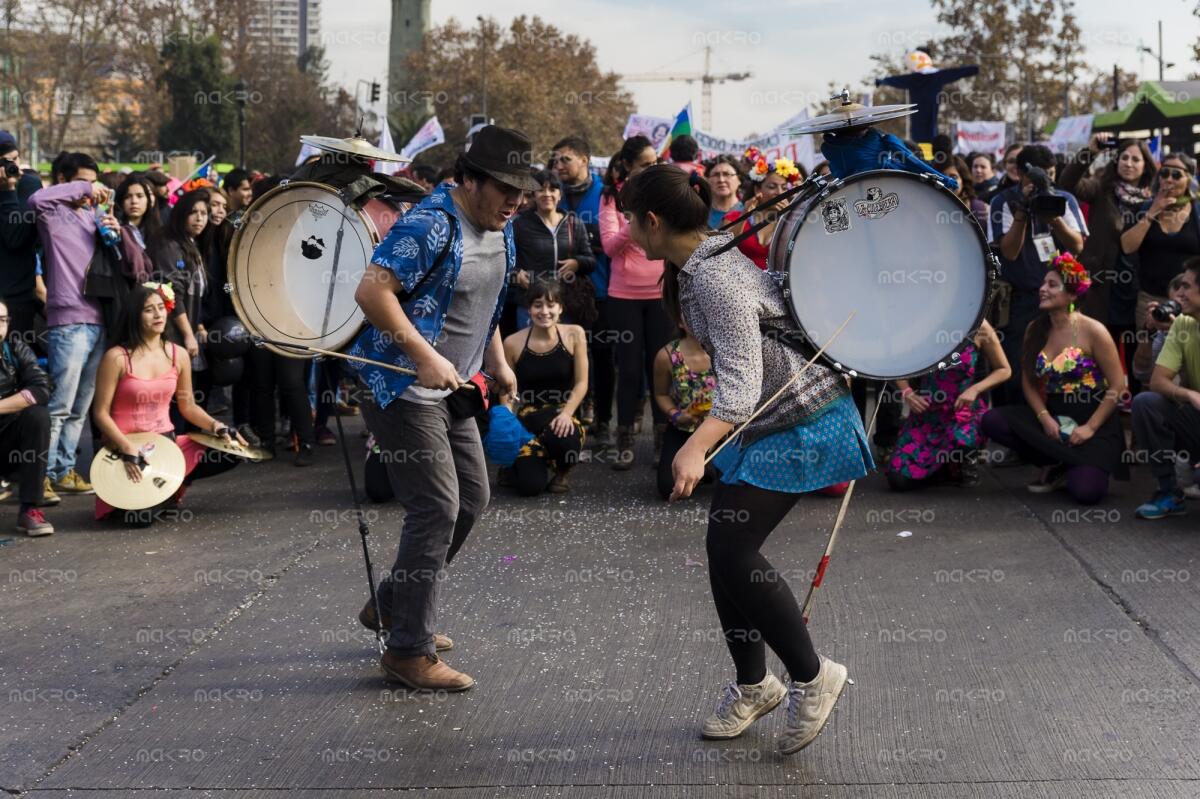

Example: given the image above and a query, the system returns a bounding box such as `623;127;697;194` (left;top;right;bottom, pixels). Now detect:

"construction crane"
621;46;751;131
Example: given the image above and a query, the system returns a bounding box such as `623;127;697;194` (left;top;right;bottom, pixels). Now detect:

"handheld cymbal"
189;431;271;462
299;134;412;164
90;433;186;510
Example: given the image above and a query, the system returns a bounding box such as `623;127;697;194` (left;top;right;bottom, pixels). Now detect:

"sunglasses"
1160;168;1190;181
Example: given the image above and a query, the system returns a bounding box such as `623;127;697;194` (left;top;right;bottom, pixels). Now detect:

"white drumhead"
781;171;989;379
229;182;375;357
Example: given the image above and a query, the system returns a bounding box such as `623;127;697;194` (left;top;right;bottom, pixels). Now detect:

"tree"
157;31;235;160
104;107;148;161
0;0;126;154
405;15;635;169
240;45;358;172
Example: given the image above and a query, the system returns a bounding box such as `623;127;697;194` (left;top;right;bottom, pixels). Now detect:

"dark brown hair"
601;135;654;209
525;279;564;309
620;164;712;328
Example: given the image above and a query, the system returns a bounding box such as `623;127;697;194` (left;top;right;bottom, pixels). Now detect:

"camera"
1151;300;1182;324
0;159;18;179
1023;166;1067;220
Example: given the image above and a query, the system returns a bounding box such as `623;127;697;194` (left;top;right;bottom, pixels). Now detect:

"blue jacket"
348;183;516;407
559;172;610;298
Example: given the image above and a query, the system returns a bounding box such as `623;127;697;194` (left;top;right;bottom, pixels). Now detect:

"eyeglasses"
709;170;738;180
1160;167;1189;181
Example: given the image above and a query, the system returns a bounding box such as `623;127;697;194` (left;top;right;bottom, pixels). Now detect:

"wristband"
1036;409;1050;419
668;408;683;426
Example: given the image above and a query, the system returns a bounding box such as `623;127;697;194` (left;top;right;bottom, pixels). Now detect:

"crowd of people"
0;121;1198;540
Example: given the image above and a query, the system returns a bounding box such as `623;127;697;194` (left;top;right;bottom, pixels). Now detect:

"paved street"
2;418;1198;797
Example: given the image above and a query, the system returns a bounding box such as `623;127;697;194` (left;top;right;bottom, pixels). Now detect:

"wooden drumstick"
254;338;417;376
703;312;855;466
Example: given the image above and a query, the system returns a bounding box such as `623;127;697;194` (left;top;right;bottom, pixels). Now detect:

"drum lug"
769;270;786;288
223;282;232;295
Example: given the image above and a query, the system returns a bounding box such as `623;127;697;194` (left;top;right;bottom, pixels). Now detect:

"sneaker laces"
715;682;742;717
786;681;808;725
25;508;46;524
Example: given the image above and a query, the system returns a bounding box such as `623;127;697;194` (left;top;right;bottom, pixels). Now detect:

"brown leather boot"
381;651;475;691
358;599;453;651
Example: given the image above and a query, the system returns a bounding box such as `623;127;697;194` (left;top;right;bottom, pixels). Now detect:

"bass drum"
228;181;408;358
769;170;993;380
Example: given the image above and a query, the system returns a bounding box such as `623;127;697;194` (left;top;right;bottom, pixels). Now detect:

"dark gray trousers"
361;398;489;657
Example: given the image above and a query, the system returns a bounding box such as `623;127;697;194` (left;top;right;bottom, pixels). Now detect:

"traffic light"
369;82;380;104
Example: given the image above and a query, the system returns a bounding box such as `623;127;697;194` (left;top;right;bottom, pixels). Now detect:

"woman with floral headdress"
92;282;245;524
722;148;804;270
980;254;1127;504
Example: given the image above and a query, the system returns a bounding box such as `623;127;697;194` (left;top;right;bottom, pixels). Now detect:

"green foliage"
157;32;235;160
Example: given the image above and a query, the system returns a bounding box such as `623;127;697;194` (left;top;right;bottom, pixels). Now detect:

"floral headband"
744;147;802;185
1052;252;1091;297
143;281;176;312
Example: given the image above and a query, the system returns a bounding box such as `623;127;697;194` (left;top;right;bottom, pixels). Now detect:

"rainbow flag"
659;102;693;158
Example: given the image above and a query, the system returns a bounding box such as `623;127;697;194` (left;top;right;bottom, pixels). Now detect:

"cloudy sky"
319;0;1200;139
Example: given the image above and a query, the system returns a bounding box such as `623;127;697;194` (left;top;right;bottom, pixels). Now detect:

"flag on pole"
294;140;320;167
376;121;403;176
659;103;693;159
402;116;446;160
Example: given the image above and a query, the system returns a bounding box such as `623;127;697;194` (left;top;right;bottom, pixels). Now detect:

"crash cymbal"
788;103;917;135
189;431;270;462
90;432;186;510
299;135;412;164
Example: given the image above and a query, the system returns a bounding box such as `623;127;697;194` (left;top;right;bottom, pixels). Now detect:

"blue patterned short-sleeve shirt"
348;183;516;407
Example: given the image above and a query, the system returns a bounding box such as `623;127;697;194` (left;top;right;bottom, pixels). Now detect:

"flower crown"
1052;252;1091;297
144;281;176;312
744;147;801;185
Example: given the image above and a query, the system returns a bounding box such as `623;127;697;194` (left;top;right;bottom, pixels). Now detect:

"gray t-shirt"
403;202;507;404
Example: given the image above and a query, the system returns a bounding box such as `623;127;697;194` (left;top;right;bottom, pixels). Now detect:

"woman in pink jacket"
599;135;671;469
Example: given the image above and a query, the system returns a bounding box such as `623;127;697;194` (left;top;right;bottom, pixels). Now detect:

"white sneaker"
779;656;848;755
1184;485;1200;501
700;673;787;740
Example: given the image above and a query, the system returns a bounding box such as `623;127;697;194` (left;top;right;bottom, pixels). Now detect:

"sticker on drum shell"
821;199;851;234
852;187;900;220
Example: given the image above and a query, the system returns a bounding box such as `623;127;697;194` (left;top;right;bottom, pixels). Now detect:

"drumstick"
800;385;884;624
703;312;854;466
254;338;417;376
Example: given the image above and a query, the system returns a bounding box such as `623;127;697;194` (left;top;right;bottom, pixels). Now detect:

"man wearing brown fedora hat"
350;126;537;691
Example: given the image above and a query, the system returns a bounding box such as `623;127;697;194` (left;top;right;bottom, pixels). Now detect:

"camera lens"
2;161;18;178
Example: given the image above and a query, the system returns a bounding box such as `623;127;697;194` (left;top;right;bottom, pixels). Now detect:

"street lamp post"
477;15;488;120
234;79;247;169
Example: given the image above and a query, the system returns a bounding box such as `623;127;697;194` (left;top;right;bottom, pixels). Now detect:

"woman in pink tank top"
92;283;244;521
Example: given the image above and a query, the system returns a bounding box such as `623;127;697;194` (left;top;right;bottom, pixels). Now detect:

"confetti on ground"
897;531;912;538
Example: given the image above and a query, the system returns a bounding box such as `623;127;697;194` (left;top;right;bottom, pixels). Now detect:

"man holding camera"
1131;258;1200;519
988;144;1087;405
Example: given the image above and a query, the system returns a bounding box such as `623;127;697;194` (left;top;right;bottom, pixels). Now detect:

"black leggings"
706;480;820;685
248;349;314;448
608;298;674;427
589;299;617;426
513;407;583;496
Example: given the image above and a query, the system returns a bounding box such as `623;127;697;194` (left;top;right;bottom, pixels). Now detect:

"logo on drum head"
853;187;900;220
308;203;331;221
821;199;850;234
300;235;326;260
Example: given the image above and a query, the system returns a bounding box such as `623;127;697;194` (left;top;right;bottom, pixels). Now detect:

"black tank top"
514;327;574;408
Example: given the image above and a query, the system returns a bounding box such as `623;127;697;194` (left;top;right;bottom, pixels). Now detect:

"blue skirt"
711;394;874;493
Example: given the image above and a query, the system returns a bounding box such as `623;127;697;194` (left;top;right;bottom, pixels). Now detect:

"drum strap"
397;208;455;302
759;320;816;358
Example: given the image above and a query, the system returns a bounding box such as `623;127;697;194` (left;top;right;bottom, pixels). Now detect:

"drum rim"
227;181;376;359
771;169;995;381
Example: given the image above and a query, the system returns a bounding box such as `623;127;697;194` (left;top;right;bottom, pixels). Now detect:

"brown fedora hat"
462;125;541;192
